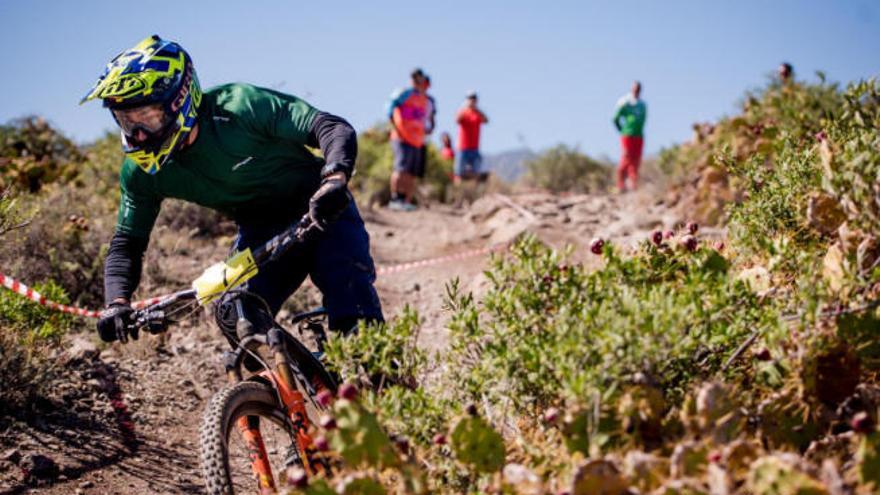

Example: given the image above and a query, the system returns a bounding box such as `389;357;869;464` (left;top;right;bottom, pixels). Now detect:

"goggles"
112;104;174;147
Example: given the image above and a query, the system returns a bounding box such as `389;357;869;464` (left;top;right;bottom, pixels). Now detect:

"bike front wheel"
200;380;300;495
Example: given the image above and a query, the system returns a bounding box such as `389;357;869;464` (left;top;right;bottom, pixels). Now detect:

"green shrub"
350;125;453;205
324;305;427;391
0;279;76;342
0;116;85;192
522;144;611;193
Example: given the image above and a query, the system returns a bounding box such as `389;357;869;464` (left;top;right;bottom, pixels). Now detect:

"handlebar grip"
251;214;317;265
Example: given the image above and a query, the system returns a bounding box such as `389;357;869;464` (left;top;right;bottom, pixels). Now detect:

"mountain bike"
124;215;338;494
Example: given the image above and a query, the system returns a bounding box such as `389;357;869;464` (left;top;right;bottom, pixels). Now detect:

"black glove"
308;173;352;229
97;303;136;343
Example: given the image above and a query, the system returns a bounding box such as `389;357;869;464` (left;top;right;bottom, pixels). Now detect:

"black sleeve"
103;231;149;306
307;112;358;178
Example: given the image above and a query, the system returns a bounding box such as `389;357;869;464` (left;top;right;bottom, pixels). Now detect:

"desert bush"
0;116;84;192
0;190;77;415
350;124;453;206
522;144;611;193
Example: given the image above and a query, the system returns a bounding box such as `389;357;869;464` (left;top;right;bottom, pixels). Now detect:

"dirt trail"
1;186;691;494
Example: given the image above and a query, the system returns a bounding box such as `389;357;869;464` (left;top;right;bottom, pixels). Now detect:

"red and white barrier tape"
0;243;507;319
0;272;101;318
376;243;506;275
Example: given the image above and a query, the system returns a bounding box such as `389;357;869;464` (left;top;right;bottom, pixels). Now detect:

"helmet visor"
112;104;174;147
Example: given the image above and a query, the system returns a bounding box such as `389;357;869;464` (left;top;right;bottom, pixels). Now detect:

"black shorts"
415;145;427;178
392;140;421;175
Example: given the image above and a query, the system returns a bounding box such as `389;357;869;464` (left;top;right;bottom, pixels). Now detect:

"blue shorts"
455;149;483;177
231;202;384;332
392;140;422;175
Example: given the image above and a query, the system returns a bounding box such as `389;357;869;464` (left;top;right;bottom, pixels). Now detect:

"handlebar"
125;214;319;335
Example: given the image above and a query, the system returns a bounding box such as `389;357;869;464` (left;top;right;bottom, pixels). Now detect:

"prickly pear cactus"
329;398;400;469
652;478;709;495
798;340;860;406
561;409;591;455
670;441;709;478
722;439;760;483
695;382;733;428
570;459;628;495
501;463;543;495
335;474;387;495
617;384;665;447
283;478;334;495
856;431;880;489
561;407;619;456
450;414;506;473
757;390;821;451
746;456;828;495
622;450;668;492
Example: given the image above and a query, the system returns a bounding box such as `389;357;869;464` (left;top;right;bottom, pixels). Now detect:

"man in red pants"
613;81;647;192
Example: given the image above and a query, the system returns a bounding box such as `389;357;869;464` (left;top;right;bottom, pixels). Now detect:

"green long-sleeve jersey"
613;95;647;137
116;83;323;238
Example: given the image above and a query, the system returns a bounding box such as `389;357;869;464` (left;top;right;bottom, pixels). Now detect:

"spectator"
387;68;429;211
612;81;647;193
454;91;489;185
440;132;455;162
778;62;794;83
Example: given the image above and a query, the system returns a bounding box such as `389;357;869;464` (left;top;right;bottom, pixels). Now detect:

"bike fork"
223;347;276;492
235;415;276;494
265;327;322;476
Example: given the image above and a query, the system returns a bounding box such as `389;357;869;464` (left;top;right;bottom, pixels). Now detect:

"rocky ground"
0;185;707;494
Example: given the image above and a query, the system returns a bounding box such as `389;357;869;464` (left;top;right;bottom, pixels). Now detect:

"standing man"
454;91;489;184
612;81;647;193
387;69;429;211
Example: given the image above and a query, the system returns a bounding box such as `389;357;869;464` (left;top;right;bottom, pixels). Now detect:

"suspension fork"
264;327;324;475
235;416;276;493
222;353;276;492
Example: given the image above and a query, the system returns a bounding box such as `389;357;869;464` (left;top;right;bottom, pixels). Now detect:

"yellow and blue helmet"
81;35;201;174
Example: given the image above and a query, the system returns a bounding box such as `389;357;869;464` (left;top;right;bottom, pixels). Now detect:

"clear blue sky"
1;0;877;158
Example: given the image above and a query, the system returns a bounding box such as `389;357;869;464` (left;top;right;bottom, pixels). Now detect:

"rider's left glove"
308;171;352;229
97;303;136;343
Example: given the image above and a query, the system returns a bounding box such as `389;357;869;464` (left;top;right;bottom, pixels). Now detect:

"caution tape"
0;243;507;319
375;243;507;275
0;272;101;318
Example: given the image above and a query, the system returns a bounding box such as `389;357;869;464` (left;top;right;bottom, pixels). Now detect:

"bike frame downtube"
235;415;276;493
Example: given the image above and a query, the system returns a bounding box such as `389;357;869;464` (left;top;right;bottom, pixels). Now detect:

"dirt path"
1;187;688;494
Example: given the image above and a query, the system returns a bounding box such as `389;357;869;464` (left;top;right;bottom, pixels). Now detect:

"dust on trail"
1;186;686;494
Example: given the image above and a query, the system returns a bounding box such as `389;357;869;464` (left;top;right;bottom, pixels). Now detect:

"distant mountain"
482;148;536;182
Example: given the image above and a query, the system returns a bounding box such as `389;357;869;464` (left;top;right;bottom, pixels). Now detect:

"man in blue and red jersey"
387;69;430;211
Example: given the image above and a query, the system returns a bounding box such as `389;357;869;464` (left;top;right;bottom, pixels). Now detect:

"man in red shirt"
455;91;489;184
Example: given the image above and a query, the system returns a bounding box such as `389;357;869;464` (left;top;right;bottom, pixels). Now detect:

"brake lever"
129;310;169;335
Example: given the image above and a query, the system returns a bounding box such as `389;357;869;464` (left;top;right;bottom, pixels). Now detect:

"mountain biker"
612;81;647;193
83;35;384;344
